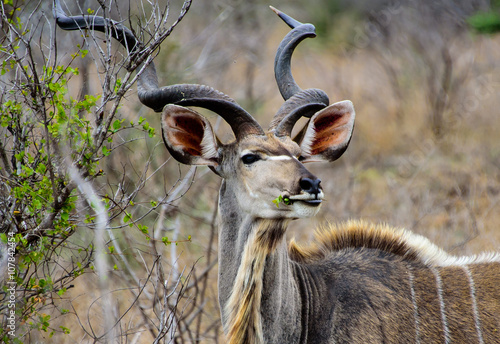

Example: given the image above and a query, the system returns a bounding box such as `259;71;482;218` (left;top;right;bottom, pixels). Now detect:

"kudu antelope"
55;3;500;343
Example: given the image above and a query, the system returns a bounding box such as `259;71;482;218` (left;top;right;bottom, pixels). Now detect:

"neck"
218;182;301;343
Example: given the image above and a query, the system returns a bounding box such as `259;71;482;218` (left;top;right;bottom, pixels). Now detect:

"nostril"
299;178;312;192
299;177;321;195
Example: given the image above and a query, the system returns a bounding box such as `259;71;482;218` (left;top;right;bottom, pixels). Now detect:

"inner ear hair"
161;105;220;166
298;101;355;163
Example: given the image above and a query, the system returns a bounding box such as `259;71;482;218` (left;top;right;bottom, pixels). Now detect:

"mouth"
286;191;324;207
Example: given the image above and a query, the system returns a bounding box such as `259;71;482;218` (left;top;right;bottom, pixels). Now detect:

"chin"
291;201;322;219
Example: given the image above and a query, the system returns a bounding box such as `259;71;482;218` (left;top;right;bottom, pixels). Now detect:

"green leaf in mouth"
272;195;291;208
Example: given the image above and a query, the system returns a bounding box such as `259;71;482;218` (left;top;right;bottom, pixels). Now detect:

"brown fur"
286;220;500;343
224;220;500;344
289;220;500;267
289;220;421;263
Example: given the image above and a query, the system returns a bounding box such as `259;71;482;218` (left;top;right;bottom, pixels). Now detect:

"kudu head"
54;2;354;220
162;8;355;219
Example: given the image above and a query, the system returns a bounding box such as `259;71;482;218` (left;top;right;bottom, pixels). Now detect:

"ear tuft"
162;104;219;166
299;100;355;162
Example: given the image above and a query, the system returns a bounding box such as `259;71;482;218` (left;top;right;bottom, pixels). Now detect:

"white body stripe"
407;265;421;344
463;265;485;344
431;267;450;344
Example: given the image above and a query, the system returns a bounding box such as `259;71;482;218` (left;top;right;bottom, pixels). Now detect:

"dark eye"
241;154;260;165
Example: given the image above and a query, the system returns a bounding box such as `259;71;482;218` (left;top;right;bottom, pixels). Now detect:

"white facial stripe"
244;181;258;199
240;150;297;161
266;155;294;161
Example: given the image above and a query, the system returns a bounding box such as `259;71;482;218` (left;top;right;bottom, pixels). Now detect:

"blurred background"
1;0;499;342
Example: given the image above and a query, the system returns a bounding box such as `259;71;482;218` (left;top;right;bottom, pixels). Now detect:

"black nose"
299;177;321;195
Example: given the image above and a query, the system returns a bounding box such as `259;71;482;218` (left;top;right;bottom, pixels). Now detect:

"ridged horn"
274;102;325;137
269;88;329;131
54;0;264;139
272;6;324;101
269;7;330;135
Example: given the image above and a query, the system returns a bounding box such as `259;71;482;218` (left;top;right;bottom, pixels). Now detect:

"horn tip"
269;5;280;15
269;6;302;29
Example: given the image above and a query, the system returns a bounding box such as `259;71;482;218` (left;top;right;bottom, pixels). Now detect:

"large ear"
161;104;219;166
298;100;355;162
